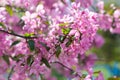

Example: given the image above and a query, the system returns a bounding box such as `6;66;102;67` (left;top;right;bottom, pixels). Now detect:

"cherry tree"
0;0;119;80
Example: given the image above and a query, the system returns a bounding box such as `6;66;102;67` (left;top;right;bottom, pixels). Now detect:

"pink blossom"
113;9;120;18
76;0;93;8
98;14;112;30
97;1;104;13
94;34;105;48
0;0;118;80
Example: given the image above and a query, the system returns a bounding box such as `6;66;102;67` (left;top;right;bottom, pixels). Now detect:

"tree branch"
0;29;37;39
51;61;82;78
8;66;15;80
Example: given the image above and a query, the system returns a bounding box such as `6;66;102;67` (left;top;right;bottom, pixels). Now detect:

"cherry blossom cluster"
0;0;119;80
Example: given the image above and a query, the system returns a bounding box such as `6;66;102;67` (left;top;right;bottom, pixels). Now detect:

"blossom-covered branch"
0;29;37;39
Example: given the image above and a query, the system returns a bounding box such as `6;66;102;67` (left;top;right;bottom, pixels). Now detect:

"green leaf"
65;36;74;47
59;35;66;43
24;33;34;37
41;57;51;68
15;7;25;18
44;20;50;26
55;45;61;58
27;55;34;66
12;54;24;62
39;42;50;51
10;40;20;47
66;41;72;47
5;5;13;16
62;28;71;35
27;40;35;51
0;22;6;29
71;0;75;2
108;9;115;15
24;33;30;37
2;54;10;65
59;23;69;27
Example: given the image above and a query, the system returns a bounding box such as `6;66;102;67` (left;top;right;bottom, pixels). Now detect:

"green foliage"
71;0;75;2
2;54;10;65
52;69;67;80
12;54;24;62
55;45;61;58
24;33;34;37
10;40;21;47
5;5;13;16
59;35;66;43
39;42;50;51
27;40;35;51
62;28;71;35
27;55;34;66
59;23;69;27
104;0;120;15
91;30;120;62
44;20;50;26
65;35;74;47
41;57;51;68
108;77;120;80
0;22;6;29
15;7;25;18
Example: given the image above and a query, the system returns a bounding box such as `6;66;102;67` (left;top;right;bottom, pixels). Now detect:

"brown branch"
0;29;37;39
8;65;15;80
51;61;82;78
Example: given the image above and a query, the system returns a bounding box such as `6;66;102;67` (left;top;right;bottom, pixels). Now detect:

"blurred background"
92;0;120;80
51;0;120;80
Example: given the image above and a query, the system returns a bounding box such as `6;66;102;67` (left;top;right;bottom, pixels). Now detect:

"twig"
51;61;82;78
8;66;15;80
0;29;37;39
